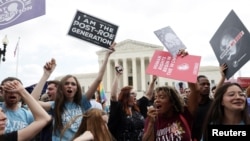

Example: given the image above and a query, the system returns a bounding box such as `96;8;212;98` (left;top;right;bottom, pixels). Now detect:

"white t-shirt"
90;99;103;110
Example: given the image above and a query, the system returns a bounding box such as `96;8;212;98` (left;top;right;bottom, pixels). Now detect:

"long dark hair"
53;74;83;133
202;82;250;141
155;86;185;114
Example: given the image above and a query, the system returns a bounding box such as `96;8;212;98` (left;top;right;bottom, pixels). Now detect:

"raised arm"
31;58;56;111
214;63;227;96
186;82;200;117
3;80;51;141
177;49;199;116
144;75;157;100
110;65;123;101
142;106;157;141
85;43;116;100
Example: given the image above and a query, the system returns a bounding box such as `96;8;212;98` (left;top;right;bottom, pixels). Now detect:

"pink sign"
237;77;250;88
146;50;201;83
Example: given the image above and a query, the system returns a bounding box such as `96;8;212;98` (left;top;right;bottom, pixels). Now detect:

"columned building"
56;39;222;103
96;39;163;95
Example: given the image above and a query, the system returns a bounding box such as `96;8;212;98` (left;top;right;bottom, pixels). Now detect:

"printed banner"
154;26;187;57
210;10;250;79
0;0;46;30
237;77;250;88
68;10;119;49
146;50;201;83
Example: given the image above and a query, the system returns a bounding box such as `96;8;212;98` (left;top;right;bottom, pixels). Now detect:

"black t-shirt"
108;100;144;141
0;131;18;141
39;121;52;141
38;104;53;141
191;99;212;141
137;96;154;118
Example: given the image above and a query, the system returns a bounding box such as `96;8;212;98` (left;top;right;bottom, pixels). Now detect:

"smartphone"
115;66;123;73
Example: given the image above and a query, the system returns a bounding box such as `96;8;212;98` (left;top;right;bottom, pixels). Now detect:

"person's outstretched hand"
220;63;227;79
152;75;158;82
177;49;188;57
43;58;56;76
106;42;116;55
115;65;123;75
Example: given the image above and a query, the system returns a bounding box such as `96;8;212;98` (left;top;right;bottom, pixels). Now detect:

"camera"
115;66;123;73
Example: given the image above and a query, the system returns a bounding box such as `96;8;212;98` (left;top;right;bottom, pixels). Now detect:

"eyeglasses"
225;91;246;97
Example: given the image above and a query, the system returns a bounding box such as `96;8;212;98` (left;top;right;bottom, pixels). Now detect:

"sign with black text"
68;10;119;49
210;10;250;79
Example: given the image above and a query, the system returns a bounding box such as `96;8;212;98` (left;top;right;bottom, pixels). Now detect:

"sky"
0;0;250;87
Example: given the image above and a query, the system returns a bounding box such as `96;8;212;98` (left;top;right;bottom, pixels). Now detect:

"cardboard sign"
146;50;201;83
68;10;119;49
0;0;45;30
210;10;250;79
154;26;187;57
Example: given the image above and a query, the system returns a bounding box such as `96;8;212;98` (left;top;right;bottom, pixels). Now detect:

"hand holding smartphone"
115;66;123;73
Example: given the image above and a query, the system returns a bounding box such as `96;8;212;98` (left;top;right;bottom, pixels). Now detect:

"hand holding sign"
146;50;201;83
210;10;250;79
68;10;119;49
154;26;187;57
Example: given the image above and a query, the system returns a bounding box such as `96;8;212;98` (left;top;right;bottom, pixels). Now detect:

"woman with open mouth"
30;43;116;141
142;85;198;141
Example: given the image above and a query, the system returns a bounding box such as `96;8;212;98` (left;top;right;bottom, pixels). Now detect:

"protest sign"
237;77;250;88
210;10;250;79
0;0;45;30
146;50;201;83
154;26;187;57
68;10;119;49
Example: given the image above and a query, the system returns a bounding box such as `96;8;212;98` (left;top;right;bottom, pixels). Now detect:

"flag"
14;38;20;57
97;83;107;103
25;81;48;94
0;0;46;30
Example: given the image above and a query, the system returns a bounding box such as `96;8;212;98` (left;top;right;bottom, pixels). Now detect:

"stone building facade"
56;39;221;103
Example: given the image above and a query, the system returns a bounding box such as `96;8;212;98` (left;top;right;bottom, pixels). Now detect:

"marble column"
132;57;137;90
106;59;111;92
140;57;146;92
123;58;128;86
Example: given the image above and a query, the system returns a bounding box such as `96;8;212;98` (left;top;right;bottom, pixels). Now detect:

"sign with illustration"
154;26;187;57
0;0;45;30
68;10;119;49
210;10;250;79
146;50;201;83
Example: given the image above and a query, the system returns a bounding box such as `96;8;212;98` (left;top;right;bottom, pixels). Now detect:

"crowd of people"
0;43;250;141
